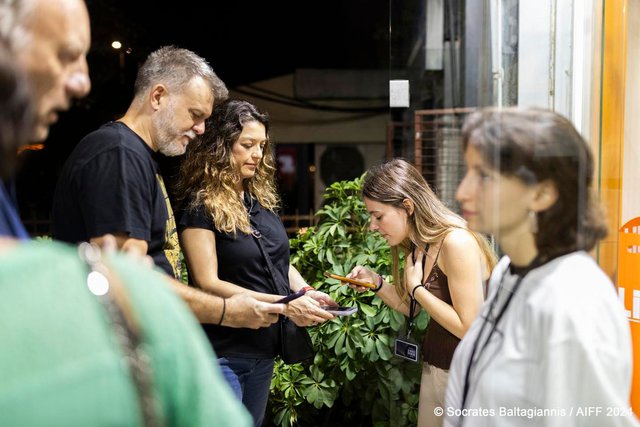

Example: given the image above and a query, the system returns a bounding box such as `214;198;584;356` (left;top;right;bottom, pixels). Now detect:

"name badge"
394;337;420;363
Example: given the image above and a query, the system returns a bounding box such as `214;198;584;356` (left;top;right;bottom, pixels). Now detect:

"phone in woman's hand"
323;271;377;289
320;305;358;316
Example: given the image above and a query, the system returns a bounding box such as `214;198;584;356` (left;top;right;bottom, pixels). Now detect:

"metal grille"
280;210;317;237
386;120;415;161
414;108;475;213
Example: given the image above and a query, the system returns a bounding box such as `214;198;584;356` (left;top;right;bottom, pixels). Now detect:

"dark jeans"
218;357;275;427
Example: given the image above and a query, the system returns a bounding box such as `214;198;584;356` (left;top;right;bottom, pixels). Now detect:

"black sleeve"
177;199;215;232
76;146;156;241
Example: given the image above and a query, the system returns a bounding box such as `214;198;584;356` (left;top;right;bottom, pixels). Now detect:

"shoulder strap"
420;241;443;287
420;244;429;266
249;216;289;297
433;236;447;264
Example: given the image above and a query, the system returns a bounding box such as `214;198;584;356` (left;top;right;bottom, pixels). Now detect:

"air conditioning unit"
313;143;386;210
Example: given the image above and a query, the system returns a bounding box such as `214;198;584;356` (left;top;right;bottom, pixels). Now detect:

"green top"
0;240;251;427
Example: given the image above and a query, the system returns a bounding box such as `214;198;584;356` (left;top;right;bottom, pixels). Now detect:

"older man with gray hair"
0;0;91;238
0;0;91;142
53;45;285;328
0;0;282;327
54;46;223;277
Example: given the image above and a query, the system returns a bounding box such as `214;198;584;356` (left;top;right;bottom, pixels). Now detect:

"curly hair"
176;99;279;235
363;158;497;300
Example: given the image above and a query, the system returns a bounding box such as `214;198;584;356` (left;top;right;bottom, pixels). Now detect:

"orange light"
17;144;45;154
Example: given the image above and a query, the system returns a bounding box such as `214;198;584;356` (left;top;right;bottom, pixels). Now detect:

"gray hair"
0;0;35;51
134;45;228;102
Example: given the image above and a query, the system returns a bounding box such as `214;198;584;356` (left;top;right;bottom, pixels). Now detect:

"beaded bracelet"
372;274;383;293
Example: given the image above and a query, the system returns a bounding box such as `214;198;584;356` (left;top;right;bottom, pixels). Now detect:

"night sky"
86;0;389;90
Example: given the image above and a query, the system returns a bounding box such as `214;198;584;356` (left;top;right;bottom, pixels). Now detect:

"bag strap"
79;243;162;427
249;215;289;297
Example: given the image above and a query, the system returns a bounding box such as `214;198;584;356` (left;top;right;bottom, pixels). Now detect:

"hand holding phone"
323;271;377;289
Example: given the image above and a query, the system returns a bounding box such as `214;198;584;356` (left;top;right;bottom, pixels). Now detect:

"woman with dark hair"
346;158;496;427
176;99;335;426
446;108;637;426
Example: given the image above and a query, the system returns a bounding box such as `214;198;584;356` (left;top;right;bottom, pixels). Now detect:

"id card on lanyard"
394;297;420;362
394;244;433;363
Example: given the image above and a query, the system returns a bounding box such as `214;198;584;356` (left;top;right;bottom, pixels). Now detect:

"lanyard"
459;259;538;421
407;296;418;338
406;244;430;338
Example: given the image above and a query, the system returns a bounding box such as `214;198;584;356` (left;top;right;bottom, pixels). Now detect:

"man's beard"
157;133;188;157
152;108;195;157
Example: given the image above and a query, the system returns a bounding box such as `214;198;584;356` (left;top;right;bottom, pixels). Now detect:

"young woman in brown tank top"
347;159;496;427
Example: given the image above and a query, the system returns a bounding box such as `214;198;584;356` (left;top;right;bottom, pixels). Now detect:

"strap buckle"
251;228;262;239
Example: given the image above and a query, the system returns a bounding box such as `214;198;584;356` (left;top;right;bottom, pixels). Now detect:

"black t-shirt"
52;122;181;278
178;194;290;359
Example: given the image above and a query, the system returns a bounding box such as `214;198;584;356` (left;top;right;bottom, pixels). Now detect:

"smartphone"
275;289;306;304
323;271;377;289
320;305;358;316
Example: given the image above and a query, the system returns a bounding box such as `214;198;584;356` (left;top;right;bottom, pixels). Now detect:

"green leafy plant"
267;175;429;427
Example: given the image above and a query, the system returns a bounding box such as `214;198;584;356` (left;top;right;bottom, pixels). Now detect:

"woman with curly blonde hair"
347;158;496;427
176;99;334;427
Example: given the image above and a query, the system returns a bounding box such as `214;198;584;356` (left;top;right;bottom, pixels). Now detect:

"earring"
528;210;538;234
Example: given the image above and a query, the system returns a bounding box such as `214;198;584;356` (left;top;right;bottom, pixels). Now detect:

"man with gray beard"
53;46;223;278
54;45;283;329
